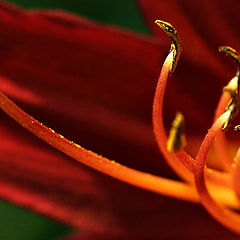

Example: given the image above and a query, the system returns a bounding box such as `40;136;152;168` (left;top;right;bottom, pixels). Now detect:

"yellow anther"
167;112;186;152
155;20;182;74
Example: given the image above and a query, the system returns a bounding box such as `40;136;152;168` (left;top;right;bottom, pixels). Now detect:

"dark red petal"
0;2;162;119
0;122;123;234
0;2;180;177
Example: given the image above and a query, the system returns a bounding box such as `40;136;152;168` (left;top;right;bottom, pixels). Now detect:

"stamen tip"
218;46;240;71
155;20;176;36
234;125;240;131
155;20;182;74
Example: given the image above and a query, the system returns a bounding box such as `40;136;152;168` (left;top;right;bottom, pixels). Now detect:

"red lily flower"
0;0;240;239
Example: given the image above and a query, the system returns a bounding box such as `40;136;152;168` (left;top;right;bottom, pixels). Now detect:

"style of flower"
0;1;240;239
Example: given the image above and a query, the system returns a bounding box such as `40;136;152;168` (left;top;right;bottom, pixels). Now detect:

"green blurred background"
0;1;149;239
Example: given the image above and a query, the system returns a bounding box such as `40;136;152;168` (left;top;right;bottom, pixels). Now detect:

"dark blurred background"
0;0;149;239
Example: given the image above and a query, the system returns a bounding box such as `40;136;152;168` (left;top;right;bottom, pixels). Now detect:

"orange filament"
0;89;198;203
152;50;193;181
195;111;240;234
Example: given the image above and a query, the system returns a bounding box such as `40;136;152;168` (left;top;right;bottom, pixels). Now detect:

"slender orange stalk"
152;49;193;181
195;111;240;234
0;88;198;203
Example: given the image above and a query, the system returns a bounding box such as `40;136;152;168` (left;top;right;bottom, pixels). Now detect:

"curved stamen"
195;111;240;234
154;19;194;181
